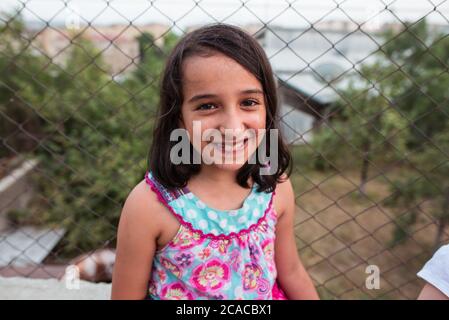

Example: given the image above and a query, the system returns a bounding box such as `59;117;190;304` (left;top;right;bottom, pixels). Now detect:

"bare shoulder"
273;173;295;219
112;179;167;299
118;179;166;240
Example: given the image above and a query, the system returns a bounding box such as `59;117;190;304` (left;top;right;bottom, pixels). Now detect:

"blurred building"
34;23;171;76
253;23;383;145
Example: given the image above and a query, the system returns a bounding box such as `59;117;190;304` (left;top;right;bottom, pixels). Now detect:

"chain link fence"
1;0;448;299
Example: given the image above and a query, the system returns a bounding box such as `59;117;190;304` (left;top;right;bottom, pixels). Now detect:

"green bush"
1;13;178;257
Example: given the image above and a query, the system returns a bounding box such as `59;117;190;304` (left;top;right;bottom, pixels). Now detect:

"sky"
1;0;448;33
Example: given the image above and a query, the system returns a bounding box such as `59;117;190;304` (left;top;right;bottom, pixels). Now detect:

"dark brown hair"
148;23;292;193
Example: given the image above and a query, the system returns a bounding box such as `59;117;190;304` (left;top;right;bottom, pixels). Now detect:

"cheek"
180;109;199;141
191;118;214;137
183;118;216;150
247;110;266;129
248;110;267;147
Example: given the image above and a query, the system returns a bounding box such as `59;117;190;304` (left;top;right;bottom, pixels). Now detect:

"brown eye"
242;99;258;107
197;103;217;111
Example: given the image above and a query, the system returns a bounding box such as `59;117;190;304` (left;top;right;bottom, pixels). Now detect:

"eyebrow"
187;88;264;103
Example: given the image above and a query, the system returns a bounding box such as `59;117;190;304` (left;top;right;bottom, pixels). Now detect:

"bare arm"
417;283;449;300
274;178;320;300
111;180;160;300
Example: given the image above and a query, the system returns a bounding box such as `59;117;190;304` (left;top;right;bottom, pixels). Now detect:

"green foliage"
390;207;418;247
309;63;409;185
380;19;449;149
307;123;341;172
0;13;54;157
306;18;448;248
29;36;155;255
124;31;179;115
387;127;449;247
1;13;178;257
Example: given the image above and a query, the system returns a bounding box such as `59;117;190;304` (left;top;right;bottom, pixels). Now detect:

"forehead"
181;52;263;97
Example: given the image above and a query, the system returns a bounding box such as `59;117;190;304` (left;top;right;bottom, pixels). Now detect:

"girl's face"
179;51;267;172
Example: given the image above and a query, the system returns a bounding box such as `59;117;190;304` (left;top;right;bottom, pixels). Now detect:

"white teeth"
235;142;244;150
210;139;247;153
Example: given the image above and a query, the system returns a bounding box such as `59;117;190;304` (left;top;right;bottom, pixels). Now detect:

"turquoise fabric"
145;171;286;300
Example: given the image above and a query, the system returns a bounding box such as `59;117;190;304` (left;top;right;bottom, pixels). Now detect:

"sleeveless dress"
144;170;287;300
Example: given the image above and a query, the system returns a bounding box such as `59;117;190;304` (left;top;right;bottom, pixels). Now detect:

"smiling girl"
111;23;319;300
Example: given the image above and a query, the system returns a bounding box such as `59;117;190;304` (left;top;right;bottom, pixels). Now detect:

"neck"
196;165;238;186
192;165;253;189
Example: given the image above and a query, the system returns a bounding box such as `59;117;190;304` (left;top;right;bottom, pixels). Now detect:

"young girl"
111;23;319;300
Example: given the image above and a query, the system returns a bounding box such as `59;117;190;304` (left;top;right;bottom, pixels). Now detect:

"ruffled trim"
272;280;288;300
144;171;275;240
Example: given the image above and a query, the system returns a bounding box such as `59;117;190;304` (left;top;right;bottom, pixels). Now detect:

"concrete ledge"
0;276;111;300
0;158;39;232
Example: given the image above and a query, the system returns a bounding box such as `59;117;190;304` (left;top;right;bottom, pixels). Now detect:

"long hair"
148;23;292;193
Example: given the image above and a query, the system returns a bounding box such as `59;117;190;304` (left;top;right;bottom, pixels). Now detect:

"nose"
220;110;245;141
219;109;246;139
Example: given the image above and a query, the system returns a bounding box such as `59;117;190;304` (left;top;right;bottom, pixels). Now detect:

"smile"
210;137;249;155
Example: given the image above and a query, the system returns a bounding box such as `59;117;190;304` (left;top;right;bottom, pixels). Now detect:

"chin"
210;162;246;172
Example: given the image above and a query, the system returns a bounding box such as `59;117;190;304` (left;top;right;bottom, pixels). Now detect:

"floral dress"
144;171;287;300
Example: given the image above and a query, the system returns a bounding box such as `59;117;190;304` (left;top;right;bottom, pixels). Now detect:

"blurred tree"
374;19;449;249
380;19;449;149
2;18;173;256
386;125;449;250
311;62;409;193
125;30;179;115
0;12;54;157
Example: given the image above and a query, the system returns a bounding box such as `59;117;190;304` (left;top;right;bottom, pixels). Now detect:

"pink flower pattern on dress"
257;219;269;233
161;282;194;300
171;226;204;250
198;247;211;260
160;257;182;278
145;170;288;300
243;263;262;290
209;239;231;254
148;282;157;296
237;233;249;249
157;269;167;283
191;258;230;292
174;252;193;267
261;239;276;275
229;249;242;272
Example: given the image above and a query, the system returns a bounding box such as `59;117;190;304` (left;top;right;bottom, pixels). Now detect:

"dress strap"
144;171;188;205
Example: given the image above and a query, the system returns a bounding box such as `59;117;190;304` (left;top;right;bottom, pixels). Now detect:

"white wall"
0;276;111;300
